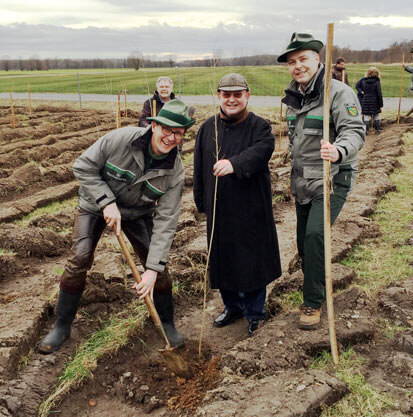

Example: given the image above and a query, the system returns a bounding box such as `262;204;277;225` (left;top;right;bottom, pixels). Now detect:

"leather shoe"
213;309;244;328
248;319;261;337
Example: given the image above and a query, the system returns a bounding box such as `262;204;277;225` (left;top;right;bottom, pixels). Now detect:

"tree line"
0;40;411;71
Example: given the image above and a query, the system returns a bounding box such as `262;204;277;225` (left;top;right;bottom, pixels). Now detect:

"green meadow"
0;64;410;97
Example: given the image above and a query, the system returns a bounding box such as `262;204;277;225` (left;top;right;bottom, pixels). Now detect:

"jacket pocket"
140;179;167;203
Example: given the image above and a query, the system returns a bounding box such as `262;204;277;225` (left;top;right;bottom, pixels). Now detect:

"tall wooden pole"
123;84;127;118
397;53;405;124
279;88;284;151
27;83;32;116
117;91;121;128
323;22;339;366
342;69;346;83
152;99;156;117
9;86;16;129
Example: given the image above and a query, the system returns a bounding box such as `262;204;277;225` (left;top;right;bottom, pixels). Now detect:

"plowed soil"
0;104;412;417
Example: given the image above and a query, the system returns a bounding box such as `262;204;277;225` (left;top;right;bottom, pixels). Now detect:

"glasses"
219;91;246;99
160;126;184;141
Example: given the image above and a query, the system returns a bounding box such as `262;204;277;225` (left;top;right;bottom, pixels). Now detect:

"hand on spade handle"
103;202;121;235
133;269;157;300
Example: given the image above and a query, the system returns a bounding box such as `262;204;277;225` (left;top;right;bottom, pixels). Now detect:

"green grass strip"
314;130;413;416
342;131;413;295
39;300;148;417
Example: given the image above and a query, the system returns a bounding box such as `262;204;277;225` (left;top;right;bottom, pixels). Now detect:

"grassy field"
0;64;411;97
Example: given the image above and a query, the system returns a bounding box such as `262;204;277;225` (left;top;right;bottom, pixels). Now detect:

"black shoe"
213;310;244;328
248;320;261;337
39;290;82;354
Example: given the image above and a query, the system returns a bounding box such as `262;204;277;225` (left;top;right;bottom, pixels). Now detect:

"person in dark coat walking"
139;76;175;127
355;75;366;105
360;67;383;134
193;73;282;337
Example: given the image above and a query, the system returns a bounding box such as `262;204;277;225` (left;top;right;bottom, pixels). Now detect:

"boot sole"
298;321;320;330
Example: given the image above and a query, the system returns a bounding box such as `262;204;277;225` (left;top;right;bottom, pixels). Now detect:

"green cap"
277;32;324;63
147;99;196;128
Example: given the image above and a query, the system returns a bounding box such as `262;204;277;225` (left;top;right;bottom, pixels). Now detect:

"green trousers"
295;183;350;308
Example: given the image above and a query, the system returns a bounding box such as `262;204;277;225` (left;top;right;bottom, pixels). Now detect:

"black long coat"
361;77;383;115
193;112;282;292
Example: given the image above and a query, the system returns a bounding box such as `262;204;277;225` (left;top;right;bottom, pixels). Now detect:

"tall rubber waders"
114;227;193;379
323;22;339;365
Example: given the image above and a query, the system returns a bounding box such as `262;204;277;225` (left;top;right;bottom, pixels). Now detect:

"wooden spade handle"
114;227;171;348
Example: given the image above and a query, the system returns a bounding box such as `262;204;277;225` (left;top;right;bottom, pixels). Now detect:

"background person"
360;67;383;134
355;73;367;106
402;48;413;117
139;76;175;127
278;33;365;330
331;57;349;85
193;73;282;337
39;99;195;354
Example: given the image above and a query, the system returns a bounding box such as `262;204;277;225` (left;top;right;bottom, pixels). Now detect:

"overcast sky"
1;0;412;61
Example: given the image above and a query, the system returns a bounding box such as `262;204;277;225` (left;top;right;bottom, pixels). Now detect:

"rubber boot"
154;292;185;347
373;119;381;134
39;290;82;354
364;121;370;135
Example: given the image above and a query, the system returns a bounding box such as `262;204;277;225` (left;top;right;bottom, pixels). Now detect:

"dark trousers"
219;287;266;321
60;208;171;295
296;185;349;309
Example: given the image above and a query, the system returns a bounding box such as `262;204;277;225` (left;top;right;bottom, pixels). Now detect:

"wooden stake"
342;69;346;83
9;86;16;129
323;22;339;366
279;88;284;150
123;85;127;118
117;91;121;128
397;53;405;124
152;99;156;117
27;83;32;116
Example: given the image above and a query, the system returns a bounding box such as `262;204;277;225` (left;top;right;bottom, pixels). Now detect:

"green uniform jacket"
282;64;365;205
73;126;185;272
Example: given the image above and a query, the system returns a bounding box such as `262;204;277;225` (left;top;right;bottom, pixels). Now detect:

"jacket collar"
282;64;325;110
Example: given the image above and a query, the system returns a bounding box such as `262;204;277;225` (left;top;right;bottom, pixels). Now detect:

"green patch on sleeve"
346;105;359;116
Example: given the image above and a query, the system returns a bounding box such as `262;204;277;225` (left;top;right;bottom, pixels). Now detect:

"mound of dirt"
0;224;70;257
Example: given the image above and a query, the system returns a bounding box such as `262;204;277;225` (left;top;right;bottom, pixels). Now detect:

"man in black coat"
193;73;282;337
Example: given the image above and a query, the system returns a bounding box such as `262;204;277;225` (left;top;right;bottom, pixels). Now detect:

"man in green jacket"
278;33;365;329
39;99;195;353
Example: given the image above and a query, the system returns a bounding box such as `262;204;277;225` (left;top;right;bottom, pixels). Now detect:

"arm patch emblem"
346;105;359;116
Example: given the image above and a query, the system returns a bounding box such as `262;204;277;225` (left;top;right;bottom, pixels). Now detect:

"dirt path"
0;104;412;417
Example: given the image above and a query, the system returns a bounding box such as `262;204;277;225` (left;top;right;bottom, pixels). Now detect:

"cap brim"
217;86;249;91
147;116;195;128
277;40;324;63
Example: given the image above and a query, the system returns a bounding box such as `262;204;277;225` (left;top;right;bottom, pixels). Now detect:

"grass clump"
277;290;303;311
17;197;78;227
39;300;148;417
311;349;394;417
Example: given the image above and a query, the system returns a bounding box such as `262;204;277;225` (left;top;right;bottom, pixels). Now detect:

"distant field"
0;64;410;97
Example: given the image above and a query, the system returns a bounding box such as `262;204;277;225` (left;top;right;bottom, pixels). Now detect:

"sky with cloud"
1;0;412;60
